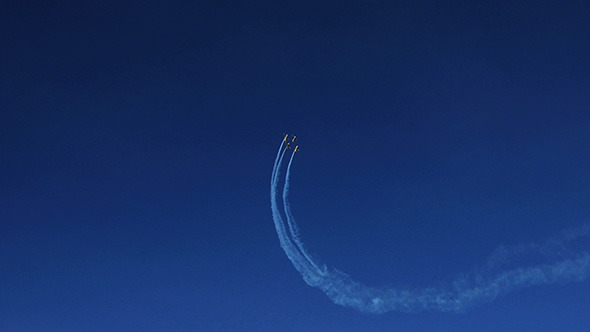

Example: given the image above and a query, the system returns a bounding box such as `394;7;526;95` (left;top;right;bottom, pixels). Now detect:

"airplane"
283;134;289;142
292;136;297;143
285;143;291;150
294;145;300;152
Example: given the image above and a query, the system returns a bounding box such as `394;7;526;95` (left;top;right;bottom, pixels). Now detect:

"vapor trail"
271;140;285;185
270;139;590;313
283;150;327;275
270;144;322;284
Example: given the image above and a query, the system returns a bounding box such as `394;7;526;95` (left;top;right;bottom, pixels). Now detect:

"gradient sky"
2;1;590;331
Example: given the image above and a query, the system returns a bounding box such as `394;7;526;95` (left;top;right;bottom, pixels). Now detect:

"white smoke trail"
270;144;323;286
269;139;590;313
283;150;327;275
270;140;285;185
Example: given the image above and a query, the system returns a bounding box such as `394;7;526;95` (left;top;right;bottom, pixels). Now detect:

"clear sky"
2;1;590;331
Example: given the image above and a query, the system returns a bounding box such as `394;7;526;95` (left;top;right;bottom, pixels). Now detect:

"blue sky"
2;1;590;331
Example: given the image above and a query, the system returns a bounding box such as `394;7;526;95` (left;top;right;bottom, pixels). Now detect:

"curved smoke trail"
270;141;590;313
283;150;327;275
270;143;319;283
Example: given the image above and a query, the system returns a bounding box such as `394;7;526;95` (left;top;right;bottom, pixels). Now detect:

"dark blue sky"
2;1;590;331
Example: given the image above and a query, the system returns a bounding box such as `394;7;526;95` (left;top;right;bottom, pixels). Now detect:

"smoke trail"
270;139;590;313
283;150;327;275
271;140;285;185
270;144;323;286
